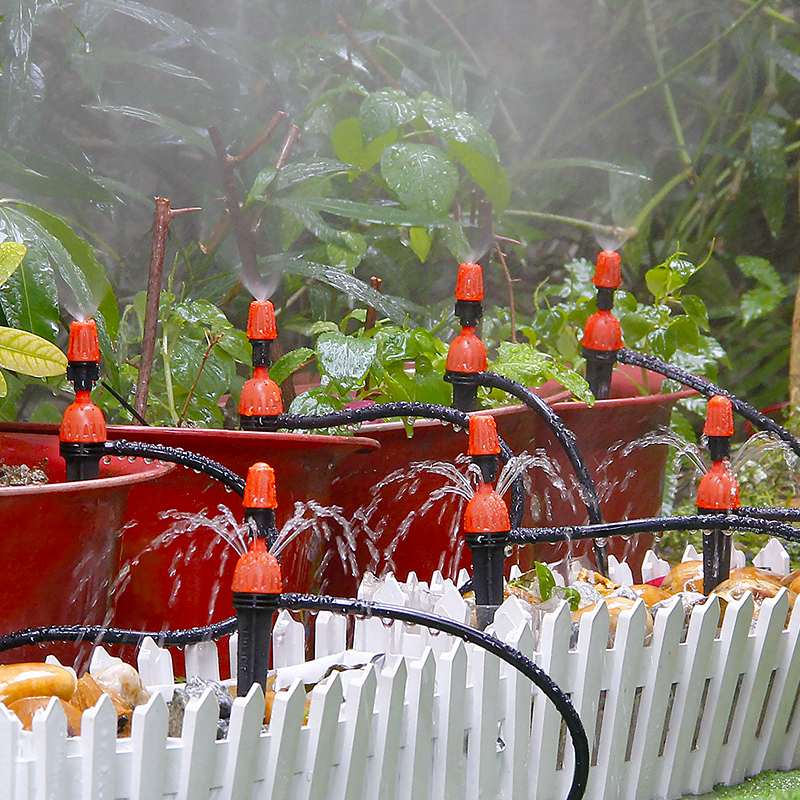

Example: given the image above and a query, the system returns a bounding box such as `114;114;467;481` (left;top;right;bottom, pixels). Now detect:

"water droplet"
83;42;92;54
102;456;111;465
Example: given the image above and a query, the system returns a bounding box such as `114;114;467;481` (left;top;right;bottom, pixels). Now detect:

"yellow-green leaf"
0;327;67;377
409;227;431;262
0;371;7;398
0;242;27;287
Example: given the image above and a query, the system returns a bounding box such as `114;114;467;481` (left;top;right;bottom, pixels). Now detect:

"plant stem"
641;0;693;169
335;13;399;89
505;209;637;240
134;198;200;423
494;242;517;343
178;332;224;426
629;170;692;234
162;331;178;425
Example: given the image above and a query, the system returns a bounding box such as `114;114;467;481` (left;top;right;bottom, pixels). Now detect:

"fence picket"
136;637;174;693
80;694;117;800
363;655;407;800
627;596;685;800
257;678;306;800
272;612;305;669
0;701;21;800
184;642;220;682
33;697;67;800
332;665;377;800
398;648;435;800
175;688;219;800
591;600;647;800
431;641;468;800
314;612;347;659
219;684;266;800
529;601;571;800
466;643;500;800
301;672;343;800
656;596;721;800
723;590;789;786
129;693;168;800
687;593;753;796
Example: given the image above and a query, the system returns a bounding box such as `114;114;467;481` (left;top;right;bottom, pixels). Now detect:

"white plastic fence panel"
431;641;468;800
184;642;220;682
314;612;347;659
272;611;305;669
398;648;435;800
175;688;219;800
129;693;168;800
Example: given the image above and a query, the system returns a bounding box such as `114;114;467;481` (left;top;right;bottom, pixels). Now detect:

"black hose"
105;439;245;495
0;595;590;800
474;372;602;526
273;401;526;528
510;514;800;544
740;507;800;522
617;349;800;459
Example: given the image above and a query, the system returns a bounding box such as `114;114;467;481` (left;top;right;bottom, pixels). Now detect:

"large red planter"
0;431;171;664
323;366;694;595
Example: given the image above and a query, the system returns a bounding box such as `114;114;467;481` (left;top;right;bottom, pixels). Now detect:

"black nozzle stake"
582;347;616;401
239;415;281;432
60;442;105;481
232;591;279;694
465;530;508;629
251;339;271;369
455;299;483;327
66;361;100;392
445;371;480;412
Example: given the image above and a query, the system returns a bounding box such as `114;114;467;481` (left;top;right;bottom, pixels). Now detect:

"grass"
683;770;800;799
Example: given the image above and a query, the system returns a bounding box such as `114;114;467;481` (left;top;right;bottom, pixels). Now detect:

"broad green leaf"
88;48;213;87
172;299;231;329
736;256;785;294
288;387;345;418
360;88;417;141
270;347;315;387
380;143;458;216
740;287;786;327
248;167;277;201
419;95;499;162
170;336;235;401
409;227;431;262
0;150;112;201
448;140;510;213
0;327;66;376
316;331;377;393
331;117;397;170
535;561;556;601
0;242;26;286
273;159;352;192
679;295;710;331
89;104;214;154
433;51;467;111
750;117;787;238
0;371;8;399
275;196;456;228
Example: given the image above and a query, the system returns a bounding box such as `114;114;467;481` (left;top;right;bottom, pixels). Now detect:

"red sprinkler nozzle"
593;250;622;290
469;413;501;483
232;537;282;594
696;461;740;512
703;395;734;438
463;482;511;534
239;367;283;431
246;300;278;341
243;462;279;547
60;390;107;481
455;262;484;302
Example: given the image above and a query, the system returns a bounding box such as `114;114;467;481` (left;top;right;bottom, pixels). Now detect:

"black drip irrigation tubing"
510;514;800;545
617;349;800;460
740;506;800;522
273;401;531;526
0;595;590;800
474;372;603;526
105;439;245;496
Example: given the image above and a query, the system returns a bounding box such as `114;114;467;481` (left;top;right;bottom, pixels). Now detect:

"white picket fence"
5;556;800;800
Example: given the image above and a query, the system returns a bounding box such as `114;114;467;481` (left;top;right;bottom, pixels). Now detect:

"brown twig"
274;124;301;170
134;198;200;423
232;112;286;164
335;13;398;89
494;242;518;343
178;332;225;426
417;0;520;140
364;276;383;332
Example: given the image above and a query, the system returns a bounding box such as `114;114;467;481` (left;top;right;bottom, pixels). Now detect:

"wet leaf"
750;117;787;238
316;331;377;393
419;95;499;162
270;347;314;387
408;227;431;262
0;327;66;377
360;88;417;141
273;159;352;192
331;117;397;170
288;387;345;419
0;242;26;286
433;51;467;111
275;196;455;228
380;143;458;216
448;140;510;213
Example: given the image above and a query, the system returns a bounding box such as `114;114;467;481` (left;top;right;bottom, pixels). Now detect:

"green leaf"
408;227;431;262
331;117;398;170
523;159;651;179
360;88;417;141
170;336;235;401
380;143;458;216
88;104;214;154
448;140;510;213
0;371;8;399
740;287;785;327
679;295;710;331
87;48;213;88
0;242;26;286
750;117;787;238
248;167;277;201
274;196;456;228
433;51;467;111
0;327;66;377
316;331;377;393
273;159;353;192
270;347;315;387
535;561;556;602
419;95;500;162
288;387;345;418
736;256;785;294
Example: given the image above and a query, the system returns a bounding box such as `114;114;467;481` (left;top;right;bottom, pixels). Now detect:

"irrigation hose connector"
697;395;739;594
61;319;105;481
445;327;487;412
231;537;282;696
243;462;279;549
463;414;509;628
